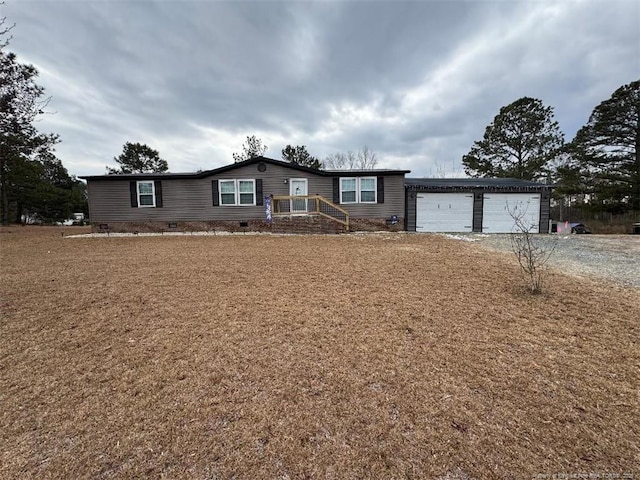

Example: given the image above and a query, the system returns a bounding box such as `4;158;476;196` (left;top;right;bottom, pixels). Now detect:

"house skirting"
349;217;404;232
90;217;405;235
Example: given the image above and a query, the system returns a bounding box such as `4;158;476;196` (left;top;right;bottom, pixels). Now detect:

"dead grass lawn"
1;227;638;479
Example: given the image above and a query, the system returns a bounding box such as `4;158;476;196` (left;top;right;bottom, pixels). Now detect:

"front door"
290;178;308;213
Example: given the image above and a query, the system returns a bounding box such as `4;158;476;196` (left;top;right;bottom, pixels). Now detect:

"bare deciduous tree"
431;161;465;178
357;145;377;169
323;151;355;170
322;146;378;170
233;135;267;163
508;203;556;294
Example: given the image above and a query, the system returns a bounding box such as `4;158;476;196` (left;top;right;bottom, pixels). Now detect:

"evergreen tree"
564;80;640;211
0;17;61;224
107;142;167;174
281;145;321;169
462;97;564;181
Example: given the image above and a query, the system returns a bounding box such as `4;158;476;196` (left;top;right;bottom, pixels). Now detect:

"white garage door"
416;193;474;232
482;193;540;233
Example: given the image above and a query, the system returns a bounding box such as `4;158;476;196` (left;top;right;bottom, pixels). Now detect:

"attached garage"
416;193;473;232
482;193;541;233
405;178;552;233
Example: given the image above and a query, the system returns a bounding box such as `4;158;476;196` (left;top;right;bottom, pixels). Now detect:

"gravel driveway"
460;234;640;289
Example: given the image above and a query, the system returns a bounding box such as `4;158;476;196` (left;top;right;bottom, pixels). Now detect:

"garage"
415;193;474;232
482;193;541;233
405;178;552;233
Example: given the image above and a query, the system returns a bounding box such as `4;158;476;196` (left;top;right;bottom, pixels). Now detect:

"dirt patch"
1;227;638;479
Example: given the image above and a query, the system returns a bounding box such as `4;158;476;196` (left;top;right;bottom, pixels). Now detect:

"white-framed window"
238;180;255;205
340;178;357;204
220;179;256;206
220;180;236;205
137;181;155;207
340;177;377;204
359;177;376;203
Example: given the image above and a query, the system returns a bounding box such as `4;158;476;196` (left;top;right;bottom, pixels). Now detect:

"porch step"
271;214;347;234
271;194;350;233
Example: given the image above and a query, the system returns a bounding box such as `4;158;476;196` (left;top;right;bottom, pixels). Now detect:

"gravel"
455;233;640;289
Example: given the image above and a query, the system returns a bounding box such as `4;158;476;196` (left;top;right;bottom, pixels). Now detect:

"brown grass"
1;227;638;479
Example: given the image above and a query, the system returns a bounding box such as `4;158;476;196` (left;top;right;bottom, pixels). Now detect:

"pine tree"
462;97;564;181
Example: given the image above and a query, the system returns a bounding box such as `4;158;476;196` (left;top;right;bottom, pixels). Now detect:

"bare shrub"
508;202;556;294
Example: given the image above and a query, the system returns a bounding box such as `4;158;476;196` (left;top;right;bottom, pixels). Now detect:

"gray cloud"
4;0;639;177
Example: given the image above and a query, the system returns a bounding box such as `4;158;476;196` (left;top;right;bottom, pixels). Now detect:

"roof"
405;177;553;189
80;156;411;181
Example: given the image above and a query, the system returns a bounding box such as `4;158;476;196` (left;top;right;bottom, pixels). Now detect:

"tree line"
230;135;378;171
0;2;380;227
107;137;379;175
461;81;640;214
2;11;637;224
231;79;640;218
0;15;86;225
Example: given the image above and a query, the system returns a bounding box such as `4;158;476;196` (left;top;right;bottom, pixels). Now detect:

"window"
340;177;376;204
220;180;236;205
359;177;376;203
238;180;255;205
131;181;162;208
340;178;357;203
137;181;155;207
219;179;255;206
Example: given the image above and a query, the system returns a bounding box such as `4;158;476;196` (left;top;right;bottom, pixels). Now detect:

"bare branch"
508;202;556;294
233;135;267;163
0;4;16;49
323;146;378;170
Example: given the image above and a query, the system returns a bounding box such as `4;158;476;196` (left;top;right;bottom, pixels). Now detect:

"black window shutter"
212;180;219;206
333;177;340;204
130;182;138;207
154;181;163;208
377;177;384;204
256;179;263;206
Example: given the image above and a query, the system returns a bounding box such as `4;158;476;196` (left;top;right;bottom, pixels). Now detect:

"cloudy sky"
4;0;639;178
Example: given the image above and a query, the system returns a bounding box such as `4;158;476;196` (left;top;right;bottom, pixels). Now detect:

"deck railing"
271;194;350;230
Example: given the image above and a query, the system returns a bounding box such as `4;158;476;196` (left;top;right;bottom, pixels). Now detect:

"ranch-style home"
81;156;410;234
81;156;552;234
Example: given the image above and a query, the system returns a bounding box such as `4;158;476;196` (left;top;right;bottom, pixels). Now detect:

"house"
405;178;552;233
80;156;410;233
81;156;553;234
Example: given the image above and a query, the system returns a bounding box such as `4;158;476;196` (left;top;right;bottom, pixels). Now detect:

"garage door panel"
482;194;540;233
416;193;473;232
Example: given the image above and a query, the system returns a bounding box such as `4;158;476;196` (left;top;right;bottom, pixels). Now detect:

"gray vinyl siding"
88;179;218;222
87;162;406;223
88;163;314;222
335;174;405;219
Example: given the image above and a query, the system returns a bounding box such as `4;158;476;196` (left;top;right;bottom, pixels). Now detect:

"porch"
271;194;349;232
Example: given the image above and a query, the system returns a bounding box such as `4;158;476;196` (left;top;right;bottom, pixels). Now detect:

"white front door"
290;178;308;213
